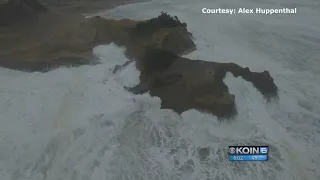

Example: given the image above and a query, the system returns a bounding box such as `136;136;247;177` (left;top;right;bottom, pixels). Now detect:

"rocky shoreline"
0;0;278;118
125;48;277;118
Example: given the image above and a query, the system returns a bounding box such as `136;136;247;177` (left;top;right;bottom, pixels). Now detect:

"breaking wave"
0;0;319;179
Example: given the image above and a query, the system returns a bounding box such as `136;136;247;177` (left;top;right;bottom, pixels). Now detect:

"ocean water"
1;0;320;179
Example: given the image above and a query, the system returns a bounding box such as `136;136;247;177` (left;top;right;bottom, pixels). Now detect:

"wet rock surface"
126;49;278;118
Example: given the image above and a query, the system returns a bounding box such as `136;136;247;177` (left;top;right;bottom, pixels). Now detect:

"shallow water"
1;0;320;179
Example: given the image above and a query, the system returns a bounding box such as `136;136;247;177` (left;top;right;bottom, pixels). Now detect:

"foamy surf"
1;0;320;179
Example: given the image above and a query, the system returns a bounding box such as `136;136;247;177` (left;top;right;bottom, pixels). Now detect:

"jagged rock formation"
126;49;278;118
0;12;195;72
86;13;196;61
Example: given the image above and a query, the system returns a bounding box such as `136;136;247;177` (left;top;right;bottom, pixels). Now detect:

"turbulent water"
1;0;320;179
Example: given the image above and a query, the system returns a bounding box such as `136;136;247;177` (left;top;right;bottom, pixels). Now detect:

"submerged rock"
127;49;278;118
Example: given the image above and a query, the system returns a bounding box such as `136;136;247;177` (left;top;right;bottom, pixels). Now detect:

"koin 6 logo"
260;147;268;154
229;146;269;155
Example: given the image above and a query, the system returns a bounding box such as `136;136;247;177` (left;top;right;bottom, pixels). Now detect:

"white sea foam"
0;0;319;179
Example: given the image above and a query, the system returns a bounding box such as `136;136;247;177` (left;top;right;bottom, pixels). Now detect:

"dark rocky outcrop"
0;12;195;72
126;49;278;118
130;12;189;38
86;12;196;61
